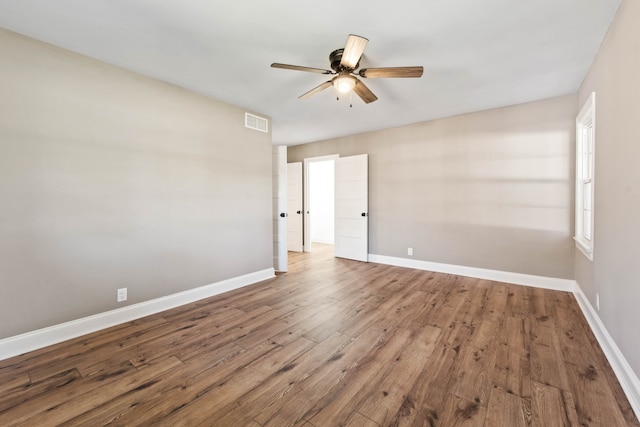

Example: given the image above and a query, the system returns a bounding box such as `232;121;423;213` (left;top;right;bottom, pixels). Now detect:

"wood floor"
0;245;637;426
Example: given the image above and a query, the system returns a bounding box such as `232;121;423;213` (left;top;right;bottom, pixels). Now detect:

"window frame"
574;92;596;261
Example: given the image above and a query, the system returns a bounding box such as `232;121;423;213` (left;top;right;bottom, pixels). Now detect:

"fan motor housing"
330;48;358;72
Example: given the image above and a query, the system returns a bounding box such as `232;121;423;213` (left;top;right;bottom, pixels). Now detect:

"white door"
272;146;288;272
287;162;303;252
334;154;368;262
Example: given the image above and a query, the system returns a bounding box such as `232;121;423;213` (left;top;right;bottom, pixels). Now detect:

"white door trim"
272;146;287;272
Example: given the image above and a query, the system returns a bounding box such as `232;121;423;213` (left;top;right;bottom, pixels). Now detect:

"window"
575;92;595;260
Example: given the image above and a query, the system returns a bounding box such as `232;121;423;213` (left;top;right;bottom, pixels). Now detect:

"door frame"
303;154;339;252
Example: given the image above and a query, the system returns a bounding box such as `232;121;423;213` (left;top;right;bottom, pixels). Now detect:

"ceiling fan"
271;34;423;104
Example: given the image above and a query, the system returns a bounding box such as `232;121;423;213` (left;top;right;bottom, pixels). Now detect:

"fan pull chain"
336;93;354;108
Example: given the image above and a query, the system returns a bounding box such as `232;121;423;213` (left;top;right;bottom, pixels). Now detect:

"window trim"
574;92;595;261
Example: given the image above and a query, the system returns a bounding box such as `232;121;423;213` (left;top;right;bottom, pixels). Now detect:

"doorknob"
361;212;368;217
297;210;301;214
280;212;286;218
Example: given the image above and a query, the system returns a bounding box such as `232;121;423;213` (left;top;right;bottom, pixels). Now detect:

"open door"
287;162;303;252
272;146;287;272
334;154;368;262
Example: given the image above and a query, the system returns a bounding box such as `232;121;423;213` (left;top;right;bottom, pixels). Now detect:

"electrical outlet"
117;288;127;302
408;247;413;256
596;293;600;311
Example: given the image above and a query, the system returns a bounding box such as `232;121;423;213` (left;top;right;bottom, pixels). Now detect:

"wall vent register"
245;113;269;133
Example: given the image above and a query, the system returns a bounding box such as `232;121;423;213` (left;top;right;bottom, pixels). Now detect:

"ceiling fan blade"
353;79;378;104
340;34;368;69
359;66;424;78
299;81;333;99
271;63;333;74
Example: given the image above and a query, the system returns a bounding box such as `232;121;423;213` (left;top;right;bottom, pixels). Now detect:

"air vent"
245;113;269;133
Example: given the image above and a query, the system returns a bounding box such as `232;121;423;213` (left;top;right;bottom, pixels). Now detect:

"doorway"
303;155;339;252
276;153;368;267
307;159;335;251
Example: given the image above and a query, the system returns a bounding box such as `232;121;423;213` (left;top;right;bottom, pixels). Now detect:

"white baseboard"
573;283;640;421
368;254;575;292
0;268;275;361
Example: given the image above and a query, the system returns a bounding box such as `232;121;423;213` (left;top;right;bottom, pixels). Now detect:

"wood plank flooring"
0;244;637;426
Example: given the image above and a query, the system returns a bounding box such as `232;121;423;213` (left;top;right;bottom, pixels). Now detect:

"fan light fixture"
341;36;368;69
333;74;357;93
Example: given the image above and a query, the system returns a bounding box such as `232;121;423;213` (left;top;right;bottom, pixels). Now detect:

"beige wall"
576;0;640;375
289;95;577;279
0;29;273;339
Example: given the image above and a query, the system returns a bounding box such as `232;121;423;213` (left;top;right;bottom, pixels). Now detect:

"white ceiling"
0;0;621;146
